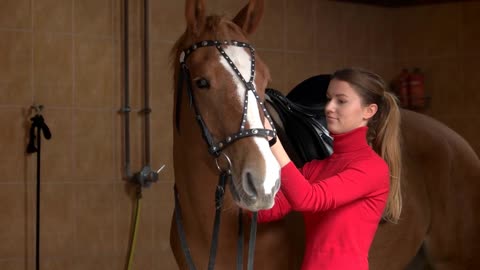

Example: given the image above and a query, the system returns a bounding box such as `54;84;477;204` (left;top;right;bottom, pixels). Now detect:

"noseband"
175;39;277;156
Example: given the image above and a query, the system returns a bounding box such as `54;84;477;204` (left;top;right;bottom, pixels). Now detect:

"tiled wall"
0;0;478;269
391;2;480;154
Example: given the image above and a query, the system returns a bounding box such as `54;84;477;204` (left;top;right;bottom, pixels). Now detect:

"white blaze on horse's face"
219;46;280;207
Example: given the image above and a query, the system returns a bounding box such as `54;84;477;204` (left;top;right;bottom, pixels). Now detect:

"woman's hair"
331;67;402;223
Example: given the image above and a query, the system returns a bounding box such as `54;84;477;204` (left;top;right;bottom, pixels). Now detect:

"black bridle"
174;39;277;270
175;39;277;155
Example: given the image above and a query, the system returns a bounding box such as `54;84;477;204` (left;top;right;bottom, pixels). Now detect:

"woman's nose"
325;100;333;113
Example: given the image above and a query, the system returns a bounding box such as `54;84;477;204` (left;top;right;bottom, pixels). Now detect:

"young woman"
259;67;402;270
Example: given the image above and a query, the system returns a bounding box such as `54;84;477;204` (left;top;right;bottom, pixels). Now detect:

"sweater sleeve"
280;159;389;212
257;190;292;223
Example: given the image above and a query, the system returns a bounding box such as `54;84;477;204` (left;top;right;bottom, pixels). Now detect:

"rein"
174;40;276;270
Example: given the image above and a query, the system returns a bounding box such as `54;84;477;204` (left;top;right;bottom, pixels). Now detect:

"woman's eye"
195;78;210;89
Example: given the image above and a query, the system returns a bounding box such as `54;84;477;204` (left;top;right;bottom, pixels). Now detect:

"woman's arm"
257;190;293;223
280;160;389;212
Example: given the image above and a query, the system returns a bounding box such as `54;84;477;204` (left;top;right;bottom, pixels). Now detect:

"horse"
170;0;480;269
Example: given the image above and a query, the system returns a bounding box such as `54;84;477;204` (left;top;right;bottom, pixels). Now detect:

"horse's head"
172;0;280;211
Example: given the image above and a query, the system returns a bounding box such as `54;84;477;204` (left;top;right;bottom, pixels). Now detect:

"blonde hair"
332;67;402;223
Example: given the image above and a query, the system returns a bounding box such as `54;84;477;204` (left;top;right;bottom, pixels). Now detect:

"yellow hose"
127;193;141;270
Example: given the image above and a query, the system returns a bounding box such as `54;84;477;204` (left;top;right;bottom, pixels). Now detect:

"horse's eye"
195;78;210;89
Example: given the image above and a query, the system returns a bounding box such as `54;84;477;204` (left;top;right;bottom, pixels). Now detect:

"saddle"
265;87;333;168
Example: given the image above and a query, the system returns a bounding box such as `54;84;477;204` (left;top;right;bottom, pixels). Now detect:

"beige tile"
0;0;31;29
316;53;345;75
72;256;119;270
112;36;142;111
461;55;480;114
153;250;178;270
426;57;463;115
112;41;123;110
39;109;73;182
0;259;26;270
368;7;394;60
74;183;115;256
74;0;113;36
284;52;317;92
342;3;371;58
0;30;32;105
150;111;173;183
0;108;29;182
286;0;314;51
422;3;460;58
33;33;73;107
150;1;185;44
127;254;154;270
259;50;285;91
392;7;428;60
40;258;75;270
112;0;122;42
72;110;115;181
250;0;285;50
344;56;372;71
368;58;395;85
315;1;344;56
40;183;76;257
33;0;73;32
0;184;29;258
460;2;480;55
74;37;114;108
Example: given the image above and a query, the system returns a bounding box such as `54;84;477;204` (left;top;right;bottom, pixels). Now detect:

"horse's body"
171;1;480;269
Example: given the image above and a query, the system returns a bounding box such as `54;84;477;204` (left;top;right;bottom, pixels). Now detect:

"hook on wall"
31;104;44;115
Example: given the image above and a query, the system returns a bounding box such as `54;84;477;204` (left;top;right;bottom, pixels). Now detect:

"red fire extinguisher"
408;68;425;109
393;68;410;108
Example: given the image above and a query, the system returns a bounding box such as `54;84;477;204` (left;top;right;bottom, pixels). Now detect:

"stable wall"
0;0;478;269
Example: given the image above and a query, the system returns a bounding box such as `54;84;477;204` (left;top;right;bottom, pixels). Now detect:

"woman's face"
325;79;377;134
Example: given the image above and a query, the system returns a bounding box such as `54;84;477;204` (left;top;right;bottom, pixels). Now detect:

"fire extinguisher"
393;68;410;108
408;67;425;109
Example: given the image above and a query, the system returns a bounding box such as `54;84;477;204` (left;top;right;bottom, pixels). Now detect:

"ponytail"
370;91;402;223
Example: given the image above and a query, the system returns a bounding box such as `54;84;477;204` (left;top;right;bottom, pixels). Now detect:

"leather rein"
174;39;277;270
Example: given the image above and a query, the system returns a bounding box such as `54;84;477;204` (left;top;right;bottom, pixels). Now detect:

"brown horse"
170;0;480;269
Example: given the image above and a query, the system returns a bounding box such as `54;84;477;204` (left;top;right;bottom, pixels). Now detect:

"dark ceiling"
334;0;478;7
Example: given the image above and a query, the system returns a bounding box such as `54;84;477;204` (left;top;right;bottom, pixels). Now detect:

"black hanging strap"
26;113;52;270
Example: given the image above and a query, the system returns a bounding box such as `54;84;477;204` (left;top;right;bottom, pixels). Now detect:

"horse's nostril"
245;172;258;197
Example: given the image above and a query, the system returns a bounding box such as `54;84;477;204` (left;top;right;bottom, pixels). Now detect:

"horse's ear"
185;0;206;36
233;0;264;36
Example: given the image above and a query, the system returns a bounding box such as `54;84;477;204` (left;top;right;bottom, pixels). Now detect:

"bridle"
175;39;277;155
174;39;277;270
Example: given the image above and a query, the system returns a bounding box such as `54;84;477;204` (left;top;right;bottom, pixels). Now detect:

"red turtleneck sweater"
258;126;389;270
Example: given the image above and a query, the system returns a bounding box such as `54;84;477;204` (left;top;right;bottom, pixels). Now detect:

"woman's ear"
363;104;378;120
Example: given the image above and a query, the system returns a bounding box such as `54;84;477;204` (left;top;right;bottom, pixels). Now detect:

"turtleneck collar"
330;126;369;154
